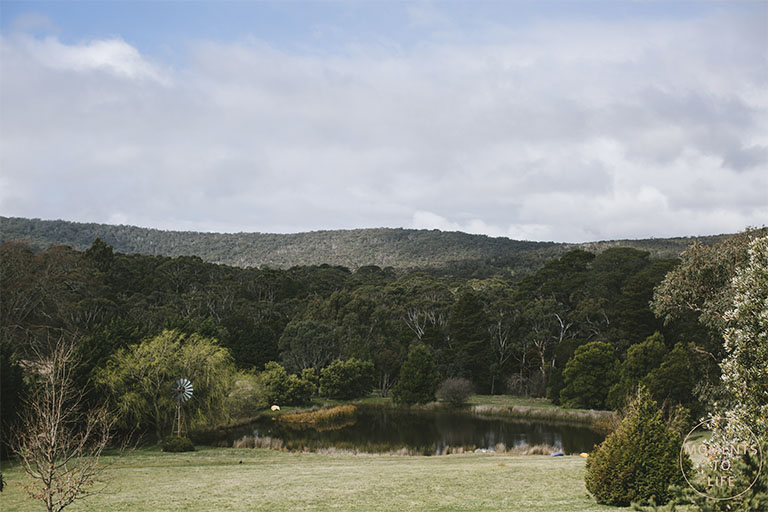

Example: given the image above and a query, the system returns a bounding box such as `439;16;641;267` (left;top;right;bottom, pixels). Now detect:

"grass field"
1;447;628;512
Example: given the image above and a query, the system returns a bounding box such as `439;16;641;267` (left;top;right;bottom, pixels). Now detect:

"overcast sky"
1;1;766;242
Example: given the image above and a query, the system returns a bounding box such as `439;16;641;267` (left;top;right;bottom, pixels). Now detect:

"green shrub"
683;439;767;512
585;387;688;507
319;358;375;400
227;371;268;418
284;373;316;405
258;362;316;406
560;341;618;409
608;332;667;410
162;436;195;452
641;342;703;412
392;345;441;405
631;441;768;512
436;377;474;407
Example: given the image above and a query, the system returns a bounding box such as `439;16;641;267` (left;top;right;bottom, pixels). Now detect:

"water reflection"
216;405;605;455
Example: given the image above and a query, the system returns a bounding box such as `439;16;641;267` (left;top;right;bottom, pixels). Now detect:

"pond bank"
198;400;608;455
196;395;618;448
468;404;617;430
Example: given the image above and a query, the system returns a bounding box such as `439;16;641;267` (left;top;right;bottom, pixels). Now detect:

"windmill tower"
172;378;193;437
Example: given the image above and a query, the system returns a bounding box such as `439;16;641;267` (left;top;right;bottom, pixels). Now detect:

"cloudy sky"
1;1;766;242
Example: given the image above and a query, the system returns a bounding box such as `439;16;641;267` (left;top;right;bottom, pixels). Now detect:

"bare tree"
13;336;113;512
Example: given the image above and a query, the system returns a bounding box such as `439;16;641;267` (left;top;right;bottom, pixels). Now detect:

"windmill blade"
174;378;194;402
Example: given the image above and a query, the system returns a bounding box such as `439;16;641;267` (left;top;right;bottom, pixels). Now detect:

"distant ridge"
0;216;729;275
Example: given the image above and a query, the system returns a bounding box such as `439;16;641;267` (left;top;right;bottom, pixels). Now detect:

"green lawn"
1;447;627;512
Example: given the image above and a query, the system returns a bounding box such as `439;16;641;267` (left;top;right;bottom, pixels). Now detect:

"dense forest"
0;216;728;278
5;227;762;453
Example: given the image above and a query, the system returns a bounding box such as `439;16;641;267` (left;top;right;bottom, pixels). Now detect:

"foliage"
226;371;268;418
392;345;441;405
278;320;340;373
257;362;316;406
2;216;726;276
318;358;375;400
97;330;236;440
651;231;767;437
0;225;740;437
640;341;708;416
720;235;768;438
632;440;768;512
684;439;767;511
447;291;492;391
0;339;26;459
608;332;667;409
585;387;689;507
560;341;618;410
436;378;474;408
652;228;766;334
161;436;195;453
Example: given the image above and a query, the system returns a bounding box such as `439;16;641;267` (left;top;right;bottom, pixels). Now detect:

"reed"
233;435;284;450
470;404;616;427
277;404;357;429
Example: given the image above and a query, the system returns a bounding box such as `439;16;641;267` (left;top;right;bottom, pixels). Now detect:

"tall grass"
277;405;357;430
471;404;616;428
233;435;284;450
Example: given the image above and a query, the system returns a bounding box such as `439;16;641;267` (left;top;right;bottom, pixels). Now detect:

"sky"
0;0;766;243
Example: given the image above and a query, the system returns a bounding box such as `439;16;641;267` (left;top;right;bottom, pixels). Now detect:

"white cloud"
16;35;170;83
0;8;765;242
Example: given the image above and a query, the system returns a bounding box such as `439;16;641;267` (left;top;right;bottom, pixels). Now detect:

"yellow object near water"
579;452;589;458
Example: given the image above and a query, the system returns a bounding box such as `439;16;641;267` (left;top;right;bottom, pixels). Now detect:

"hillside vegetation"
0;216;727;276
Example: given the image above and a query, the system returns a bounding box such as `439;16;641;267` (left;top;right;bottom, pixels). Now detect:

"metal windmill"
172;378;193;437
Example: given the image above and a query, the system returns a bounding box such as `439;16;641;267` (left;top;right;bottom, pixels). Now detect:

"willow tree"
98;329;235;440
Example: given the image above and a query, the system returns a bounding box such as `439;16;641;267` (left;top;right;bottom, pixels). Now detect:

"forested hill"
0;216;728;275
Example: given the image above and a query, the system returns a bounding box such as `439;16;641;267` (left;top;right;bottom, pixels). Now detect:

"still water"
218;405;605;455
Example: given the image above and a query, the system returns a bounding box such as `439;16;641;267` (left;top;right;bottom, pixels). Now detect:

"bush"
640;342;704;413
607;332;667;410
227;371;268;418
319;358;375;400
560;341;618;409
436;378;474;407
258;362;316;406
392;345;441;405
585;387;688;507
162;436;195;452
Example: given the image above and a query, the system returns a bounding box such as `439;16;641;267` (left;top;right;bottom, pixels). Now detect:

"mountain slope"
0;216;728;273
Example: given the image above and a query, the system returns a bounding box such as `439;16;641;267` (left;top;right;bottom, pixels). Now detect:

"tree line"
1;230;762;449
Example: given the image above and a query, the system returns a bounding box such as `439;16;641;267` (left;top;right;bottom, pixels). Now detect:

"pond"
212;405;605;455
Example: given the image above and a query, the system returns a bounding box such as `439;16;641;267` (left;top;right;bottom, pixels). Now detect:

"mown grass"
0;447;628;512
